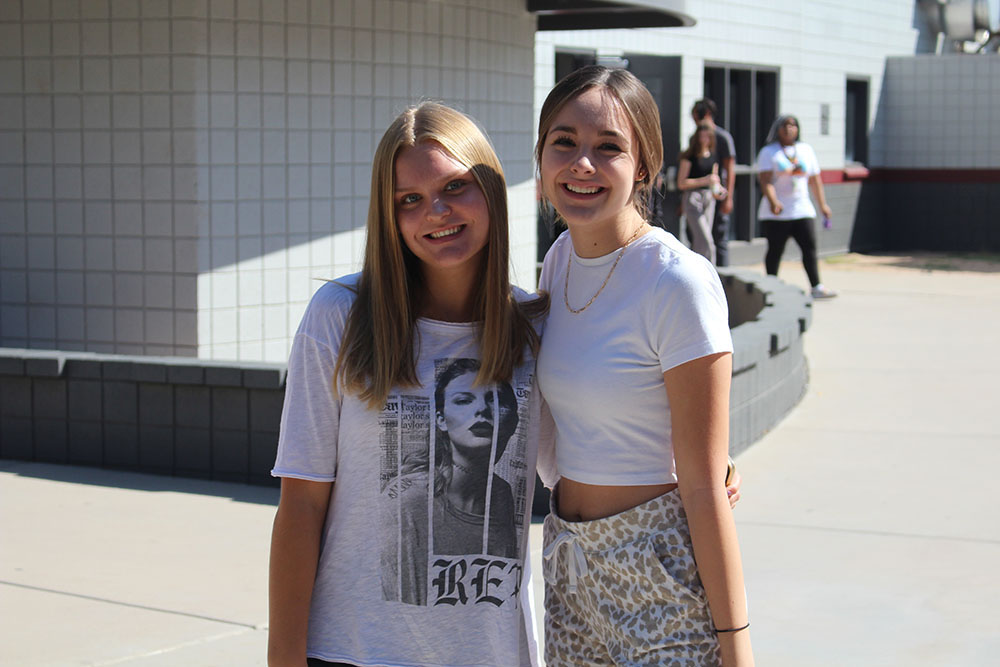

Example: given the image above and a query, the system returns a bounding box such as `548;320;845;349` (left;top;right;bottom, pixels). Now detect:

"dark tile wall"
730;176;1000;266
879;181;1000;253
722;270;812;458
0;350;285;486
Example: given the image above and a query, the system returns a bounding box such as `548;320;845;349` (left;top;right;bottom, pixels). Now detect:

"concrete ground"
729;253;1000;666
3;253;999;666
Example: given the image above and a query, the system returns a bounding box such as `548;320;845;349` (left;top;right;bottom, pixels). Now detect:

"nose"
570;151;595;175
427;196;450;219
475;392;495;419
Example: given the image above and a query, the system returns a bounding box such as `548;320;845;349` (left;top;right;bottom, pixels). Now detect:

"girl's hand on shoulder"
726;467;742;508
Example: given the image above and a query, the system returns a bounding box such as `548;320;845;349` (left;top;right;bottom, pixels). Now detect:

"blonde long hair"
335;102;547;409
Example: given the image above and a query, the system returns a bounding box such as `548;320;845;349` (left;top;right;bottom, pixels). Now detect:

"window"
845;78;869;164
704;64;779;240
554;51;596;84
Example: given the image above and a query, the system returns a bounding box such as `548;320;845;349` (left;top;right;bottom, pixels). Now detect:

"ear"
436;410;447;432
636;165;648;182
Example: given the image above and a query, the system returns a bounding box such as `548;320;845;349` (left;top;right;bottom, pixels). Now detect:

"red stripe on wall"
821;168;1000;184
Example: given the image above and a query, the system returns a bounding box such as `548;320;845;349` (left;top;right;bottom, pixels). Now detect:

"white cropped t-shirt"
536;228;733;486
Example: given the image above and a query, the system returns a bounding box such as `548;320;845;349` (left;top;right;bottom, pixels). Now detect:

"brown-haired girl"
535;65;754;666
678;122;726;263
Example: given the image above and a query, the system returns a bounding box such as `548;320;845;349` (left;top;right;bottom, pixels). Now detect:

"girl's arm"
665;352;753;667
757;171;782;216
808;173;832;219
676;158;720;191
268;477;333;667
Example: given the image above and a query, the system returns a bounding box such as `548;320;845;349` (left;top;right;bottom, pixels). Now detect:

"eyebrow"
394;169;470;193
551;125;627;140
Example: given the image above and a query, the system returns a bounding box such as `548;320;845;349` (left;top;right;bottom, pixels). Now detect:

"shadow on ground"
826;252;1000;274
0;460;280;505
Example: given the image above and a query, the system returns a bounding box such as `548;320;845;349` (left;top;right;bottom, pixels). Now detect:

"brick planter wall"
721;269;811;457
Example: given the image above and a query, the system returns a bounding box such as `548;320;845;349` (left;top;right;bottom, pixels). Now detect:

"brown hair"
535;65;664;221
334;102;546;409
680;122;717;161
691;98;718;122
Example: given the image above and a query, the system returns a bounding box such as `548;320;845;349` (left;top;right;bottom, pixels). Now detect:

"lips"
469;421;494;438
427;225;464;239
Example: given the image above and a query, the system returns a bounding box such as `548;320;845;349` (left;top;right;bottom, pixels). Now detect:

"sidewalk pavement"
3;255;999;666
720;255;1000;666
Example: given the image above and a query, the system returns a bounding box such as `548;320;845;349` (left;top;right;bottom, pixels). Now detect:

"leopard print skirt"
542;488;721;666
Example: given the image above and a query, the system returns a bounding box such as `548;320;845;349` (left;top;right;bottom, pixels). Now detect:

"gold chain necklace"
564;223;645;314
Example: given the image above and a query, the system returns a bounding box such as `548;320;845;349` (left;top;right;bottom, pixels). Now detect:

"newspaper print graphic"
380;357;532;607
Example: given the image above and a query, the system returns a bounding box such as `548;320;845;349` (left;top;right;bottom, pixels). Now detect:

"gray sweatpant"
682;189;717;265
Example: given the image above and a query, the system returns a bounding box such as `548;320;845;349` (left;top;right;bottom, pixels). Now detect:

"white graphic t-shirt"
273;274;542;666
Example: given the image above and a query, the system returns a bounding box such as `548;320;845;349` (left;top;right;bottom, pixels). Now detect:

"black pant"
307;660;354;667
762;217;820;287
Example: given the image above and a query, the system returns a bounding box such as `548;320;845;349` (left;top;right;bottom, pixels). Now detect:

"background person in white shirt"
756;115;837;299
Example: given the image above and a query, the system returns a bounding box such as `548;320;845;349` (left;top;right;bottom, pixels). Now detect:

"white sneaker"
811;284;838;299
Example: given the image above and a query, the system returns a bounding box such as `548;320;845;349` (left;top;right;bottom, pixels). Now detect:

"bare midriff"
555;478;678;522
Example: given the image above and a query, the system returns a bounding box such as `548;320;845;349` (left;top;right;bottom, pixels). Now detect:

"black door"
625;54;682;237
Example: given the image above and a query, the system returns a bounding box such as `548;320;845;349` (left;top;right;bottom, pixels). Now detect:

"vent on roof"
917;0;998;53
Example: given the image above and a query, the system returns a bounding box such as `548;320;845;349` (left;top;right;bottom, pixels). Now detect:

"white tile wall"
876;55;1000;169
1;0;538;360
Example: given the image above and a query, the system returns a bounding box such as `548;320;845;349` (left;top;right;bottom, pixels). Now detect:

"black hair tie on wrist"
714;622;750;634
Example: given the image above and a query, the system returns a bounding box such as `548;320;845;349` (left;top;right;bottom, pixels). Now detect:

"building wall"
873;55;1000;169
535;0;919;172
861;54;1000;253
534;2;1000;258
0;0;537;361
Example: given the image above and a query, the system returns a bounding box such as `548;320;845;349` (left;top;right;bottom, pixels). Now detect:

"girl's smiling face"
394;141;490;277
539;87;645;233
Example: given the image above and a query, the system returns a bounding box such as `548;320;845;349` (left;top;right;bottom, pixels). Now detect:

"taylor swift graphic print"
379;358;531;607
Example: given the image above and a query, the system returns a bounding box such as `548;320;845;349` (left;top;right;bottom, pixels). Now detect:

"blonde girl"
269;102;547;667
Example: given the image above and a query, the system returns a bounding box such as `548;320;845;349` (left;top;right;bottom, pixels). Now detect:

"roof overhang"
527;0;695;31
